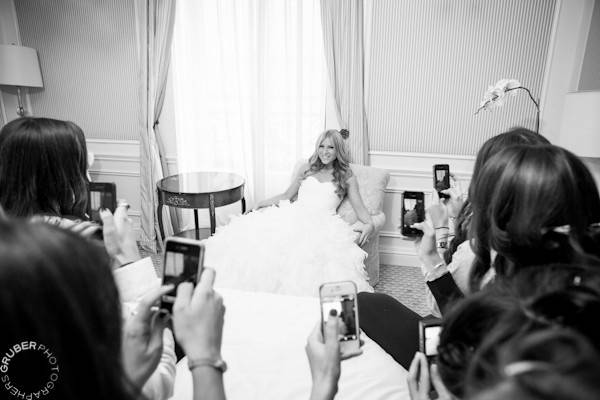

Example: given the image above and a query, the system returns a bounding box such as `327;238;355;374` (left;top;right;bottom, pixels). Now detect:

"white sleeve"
141;328;177;400
113;257;161;303
422;241;475;316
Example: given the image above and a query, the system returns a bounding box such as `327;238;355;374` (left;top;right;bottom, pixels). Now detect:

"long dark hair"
468;329;600;400
0;219;137;400
444;128;550;264
304;129;352;198
469;144;600;290
0;117;89;218
436;286;518;398
466;285;600;397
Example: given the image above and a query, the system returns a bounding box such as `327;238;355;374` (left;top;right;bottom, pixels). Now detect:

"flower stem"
505;87;541;134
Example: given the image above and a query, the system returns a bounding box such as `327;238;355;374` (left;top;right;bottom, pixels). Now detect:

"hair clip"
504;361;550;377
339;129;349;139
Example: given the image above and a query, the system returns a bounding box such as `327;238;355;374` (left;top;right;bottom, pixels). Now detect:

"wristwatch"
188;357;228;373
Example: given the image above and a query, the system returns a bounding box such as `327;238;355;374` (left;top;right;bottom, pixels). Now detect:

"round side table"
157;172;246;240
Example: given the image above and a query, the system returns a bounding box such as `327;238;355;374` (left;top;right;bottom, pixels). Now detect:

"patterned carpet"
142;248;429;317
375;264;429;316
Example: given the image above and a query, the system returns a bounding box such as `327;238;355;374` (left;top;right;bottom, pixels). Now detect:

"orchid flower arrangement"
475;79;540;133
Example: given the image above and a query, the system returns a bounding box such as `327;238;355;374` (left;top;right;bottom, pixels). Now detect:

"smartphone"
160;237;205;314
319;281;360;357
433;164;450;199
419;317;442;398
87;182;117;223
419;318;442;363
401;191;425;237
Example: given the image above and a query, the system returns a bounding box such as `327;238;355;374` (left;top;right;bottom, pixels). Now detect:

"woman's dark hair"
444;127;549;264
469;144;600;290
467;329;600;400
0;219;137;400
466;283;600;396
0;117;89;218
436;286;518;398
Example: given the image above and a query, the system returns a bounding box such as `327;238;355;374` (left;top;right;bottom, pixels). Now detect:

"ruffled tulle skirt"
204;202;373;297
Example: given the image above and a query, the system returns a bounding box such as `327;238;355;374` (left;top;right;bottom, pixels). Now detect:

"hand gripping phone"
319;281;360;357
160;237;205;314
87;182;117;223
401;191;425;237
433;164;450;199
419;317;442;398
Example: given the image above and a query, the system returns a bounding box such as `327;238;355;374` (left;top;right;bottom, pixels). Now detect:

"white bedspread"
170;288;409;400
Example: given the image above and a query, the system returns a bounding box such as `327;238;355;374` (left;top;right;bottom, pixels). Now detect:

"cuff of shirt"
423;262;449;282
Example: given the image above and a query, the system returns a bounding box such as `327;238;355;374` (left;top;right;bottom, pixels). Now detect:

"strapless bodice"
295;176;341;214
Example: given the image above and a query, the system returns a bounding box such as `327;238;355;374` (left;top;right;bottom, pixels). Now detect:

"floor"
375;264;429;316
142;248;429;317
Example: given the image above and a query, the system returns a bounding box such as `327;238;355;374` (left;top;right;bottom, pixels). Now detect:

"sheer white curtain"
172;0;326;229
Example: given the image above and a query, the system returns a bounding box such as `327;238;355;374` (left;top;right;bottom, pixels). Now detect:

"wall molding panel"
372;150;474;267
86;139;178;240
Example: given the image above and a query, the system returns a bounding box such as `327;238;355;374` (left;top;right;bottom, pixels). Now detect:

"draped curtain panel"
134;0;177;252
320;0;368;164
171;0;326;229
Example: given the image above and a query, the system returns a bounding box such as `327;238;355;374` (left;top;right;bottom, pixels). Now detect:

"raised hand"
407;352;455;400
122;285;173;388
172;268;225;361
100;200;141;268
439;174;465;218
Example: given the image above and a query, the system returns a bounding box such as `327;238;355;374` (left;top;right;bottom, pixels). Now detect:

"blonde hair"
304;129;352;198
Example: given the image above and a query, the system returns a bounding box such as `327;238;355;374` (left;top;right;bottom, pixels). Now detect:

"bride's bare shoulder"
295;162;312;179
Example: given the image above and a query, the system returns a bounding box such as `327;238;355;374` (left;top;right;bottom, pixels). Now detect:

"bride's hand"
354;222;374;247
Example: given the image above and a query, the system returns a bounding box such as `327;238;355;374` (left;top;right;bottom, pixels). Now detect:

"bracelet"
188;357;228;373
434;227;449;230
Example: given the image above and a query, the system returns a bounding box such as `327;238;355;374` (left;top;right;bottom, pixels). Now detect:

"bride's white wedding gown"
204;176;374;297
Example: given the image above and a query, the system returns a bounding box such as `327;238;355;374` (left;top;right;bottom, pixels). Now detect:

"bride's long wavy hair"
304;129;352;198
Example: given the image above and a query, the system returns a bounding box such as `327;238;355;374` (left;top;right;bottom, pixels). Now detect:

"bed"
170;288;409;400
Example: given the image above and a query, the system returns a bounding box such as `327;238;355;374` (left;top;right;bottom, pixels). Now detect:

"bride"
204;129;375;296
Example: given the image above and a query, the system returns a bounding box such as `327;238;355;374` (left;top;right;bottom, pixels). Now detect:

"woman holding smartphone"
0;218;226;400
0;117;140;268
203;129;375;296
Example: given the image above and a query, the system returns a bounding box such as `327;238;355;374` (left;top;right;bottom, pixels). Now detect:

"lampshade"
558;91;600;158
0;44;43;88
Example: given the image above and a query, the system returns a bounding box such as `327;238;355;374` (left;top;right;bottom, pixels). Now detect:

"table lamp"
0;44;44;117
558;91;600;158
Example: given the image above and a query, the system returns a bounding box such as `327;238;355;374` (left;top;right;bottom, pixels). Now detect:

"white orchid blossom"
476;79;523;113
475;78;541;133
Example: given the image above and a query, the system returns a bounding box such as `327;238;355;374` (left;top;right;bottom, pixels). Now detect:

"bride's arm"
253;163;308;210
346;175;374;246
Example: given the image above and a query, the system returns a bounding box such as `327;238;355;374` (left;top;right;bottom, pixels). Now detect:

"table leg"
194;209;199;240
241;197;246;214
157;202;165;242
209;193;216;235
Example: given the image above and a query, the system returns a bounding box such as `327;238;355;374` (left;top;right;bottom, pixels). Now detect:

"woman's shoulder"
344;169;356;184
295;162;312;180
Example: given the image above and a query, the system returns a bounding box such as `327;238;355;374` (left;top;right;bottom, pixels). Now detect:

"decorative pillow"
337;164;389;225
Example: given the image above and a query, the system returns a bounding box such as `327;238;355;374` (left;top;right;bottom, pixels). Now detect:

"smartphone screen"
88;182;117;222
320;281;360;356
401;192;425;236
433;164;450;198
423;325;441;359
321;294;358;342
160;239;204;313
